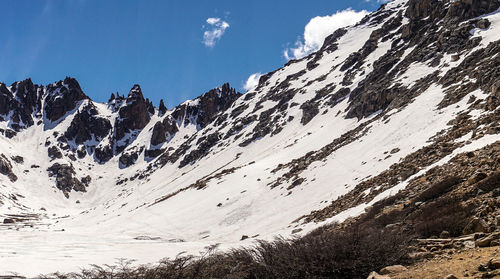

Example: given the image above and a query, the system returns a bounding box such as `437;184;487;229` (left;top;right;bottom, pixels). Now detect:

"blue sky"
0;0;384;108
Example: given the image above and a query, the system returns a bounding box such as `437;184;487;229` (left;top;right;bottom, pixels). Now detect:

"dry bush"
411;196;475;238
38;224;410;279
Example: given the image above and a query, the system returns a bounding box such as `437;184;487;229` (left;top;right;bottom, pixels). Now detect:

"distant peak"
127;84;144;100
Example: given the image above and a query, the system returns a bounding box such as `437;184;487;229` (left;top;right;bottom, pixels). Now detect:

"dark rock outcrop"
0;154;17;182
95;145;113;163
158;99;167;115
0;83;13;116
151;116;179;146
171;83;241;129
44;77;88;122
64;103;112;144
114;85;151;140
445;0;499;23
47;146;63;160
179;132;221;168
0;79;42;130
47;163;87;196
119;152;139;168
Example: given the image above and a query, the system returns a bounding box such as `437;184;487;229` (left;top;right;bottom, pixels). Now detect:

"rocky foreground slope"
0;0;499;275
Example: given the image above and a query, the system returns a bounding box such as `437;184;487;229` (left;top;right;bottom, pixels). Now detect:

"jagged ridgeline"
0;0;500;275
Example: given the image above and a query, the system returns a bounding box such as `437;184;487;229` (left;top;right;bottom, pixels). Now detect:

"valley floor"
392;247;500;279
0;228;215;276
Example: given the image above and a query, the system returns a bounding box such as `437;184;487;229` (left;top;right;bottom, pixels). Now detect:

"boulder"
11;156;24;164
477;18;491;29
440;231;451;239
3;218;15;224
77;147;87;159
380;265;408;275
488;258;500;269
475;232;500;247
367;271;391;279
463;217;489;234
119;151;139;168
47;146;63;160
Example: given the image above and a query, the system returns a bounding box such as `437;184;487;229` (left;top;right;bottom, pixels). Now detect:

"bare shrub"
411;196;474;238
38;224;410;279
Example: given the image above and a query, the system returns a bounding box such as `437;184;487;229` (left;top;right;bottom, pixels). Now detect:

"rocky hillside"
0;0;499;275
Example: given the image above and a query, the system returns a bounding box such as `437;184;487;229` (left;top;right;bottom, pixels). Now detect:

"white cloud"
243;73;262;91
284;8;369;60
203;17;230;48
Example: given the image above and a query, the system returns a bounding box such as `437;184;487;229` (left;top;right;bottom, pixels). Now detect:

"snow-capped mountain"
1;0;499;275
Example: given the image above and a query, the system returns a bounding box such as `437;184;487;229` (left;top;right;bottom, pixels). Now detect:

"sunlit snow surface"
1;1;500;276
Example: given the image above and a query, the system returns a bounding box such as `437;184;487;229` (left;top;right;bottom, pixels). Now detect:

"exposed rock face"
0;83;12;116
342;0;500;120
44;77;88;122
47;146;63;160
10;79;42;128
119;152;139;168
47;163;88;196
171;83;241;129
405;0;445;21
179;132;221;168
114;85;151;141
0;79;42;130
150;116;179;146
95;145;113;163
64;103;112;144
158;99;167;115
0;154;17;182
445;0;500;23
406;0;500;23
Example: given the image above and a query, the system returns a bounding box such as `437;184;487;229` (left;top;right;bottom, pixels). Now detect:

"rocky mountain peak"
44;77;88;122
113;85;152;152
158;99;167;115
170;83;241;129
127;84;144;100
